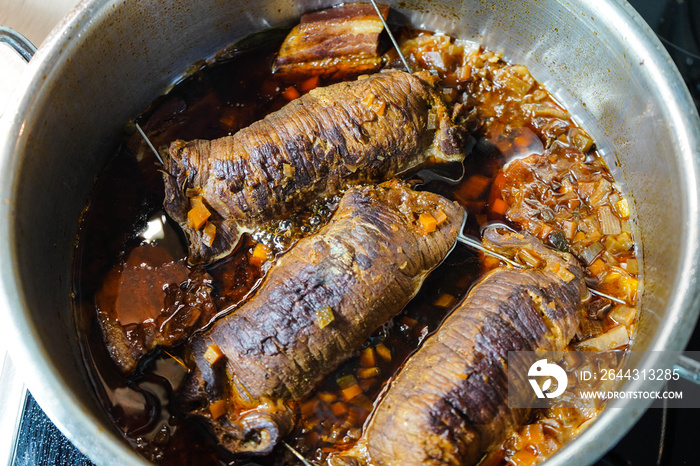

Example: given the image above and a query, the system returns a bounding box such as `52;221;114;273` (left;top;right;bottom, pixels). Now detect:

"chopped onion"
608;305;637;327
580;241;604;265
624;258;639;275
575;325;629;351
568;128;594;153
597;206;621;235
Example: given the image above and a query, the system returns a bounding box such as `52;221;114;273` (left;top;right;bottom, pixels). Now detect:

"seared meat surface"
329;230;585;466
180;182;462;455
162;70;466;264
274;3;390;80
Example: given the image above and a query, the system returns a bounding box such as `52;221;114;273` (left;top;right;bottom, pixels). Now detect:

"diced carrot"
362;92;375;107
315;304;335;329
456;174;491;200
341;384;364;402
209;400;227;420
299;75;320;92
372;99;386;116
492;171;508;191
375;343;392;362
537;222;553;240
434;293;457;308
510;448;538;466
620;276;639;297
573;231;587;243
202;221;216;247
419;212;438;234
491;198;508;215
187;197;211;230
282;163;295;179
356;367;380;379
317;392;337;403
300;399;318;417
282;86;301;100
360;347;376;368
401;316;418;329
434;209;448;226
336;374;358;389
203;344;224;365
522;423;545;445
250;243;271;266
588;258;607;277
331;402;348;416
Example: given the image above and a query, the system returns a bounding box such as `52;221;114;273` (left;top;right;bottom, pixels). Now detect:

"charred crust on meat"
162;70;467;265
330;231;586;466
179;183;462;455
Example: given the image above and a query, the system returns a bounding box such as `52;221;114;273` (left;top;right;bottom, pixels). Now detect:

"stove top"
4;0;700;465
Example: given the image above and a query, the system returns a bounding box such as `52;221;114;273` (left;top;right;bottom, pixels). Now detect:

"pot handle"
0;26;37;62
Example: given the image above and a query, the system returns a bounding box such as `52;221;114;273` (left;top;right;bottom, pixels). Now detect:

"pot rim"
0;2;150;463
0;0;698;465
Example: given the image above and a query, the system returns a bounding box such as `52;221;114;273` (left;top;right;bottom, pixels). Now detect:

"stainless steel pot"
1;0;699;464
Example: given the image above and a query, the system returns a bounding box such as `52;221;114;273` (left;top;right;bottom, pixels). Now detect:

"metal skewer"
135;122;165;165
283;441;313;466
369;0;412;73
455;226;628;305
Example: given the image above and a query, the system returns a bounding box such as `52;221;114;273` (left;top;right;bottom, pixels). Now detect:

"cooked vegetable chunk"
162;70;466;264
329;230;586;466
180;182;463;455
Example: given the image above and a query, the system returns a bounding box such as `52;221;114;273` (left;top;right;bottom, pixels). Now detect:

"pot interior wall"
4;0;697;464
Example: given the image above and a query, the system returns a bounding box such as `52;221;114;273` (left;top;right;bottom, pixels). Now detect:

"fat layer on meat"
329;230;586;466
162;70;466;264
180;182;463;455
273;3;390;80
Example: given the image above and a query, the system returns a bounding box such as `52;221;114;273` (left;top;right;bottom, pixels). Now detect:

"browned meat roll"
329;230;586;466
180;182;463;455
162;70;466;264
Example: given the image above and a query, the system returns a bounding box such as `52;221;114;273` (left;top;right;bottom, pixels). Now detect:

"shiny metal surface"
0;26;37;61
0;0;698;465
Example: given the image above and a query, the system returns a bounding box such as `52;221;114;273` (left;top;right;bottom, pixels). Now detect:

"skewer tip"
369;0;412;73
134;122;165;165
